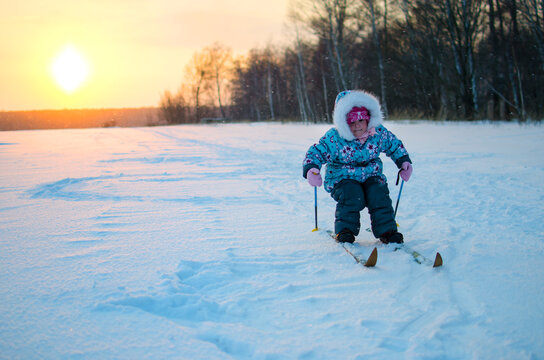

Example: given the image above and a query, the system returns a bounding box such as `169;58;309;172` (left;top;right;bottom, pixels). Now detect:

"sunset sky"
0;0;290;111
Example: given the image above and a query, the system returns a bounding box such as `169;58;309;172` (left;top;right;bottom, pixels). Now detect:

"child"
303;90;413;244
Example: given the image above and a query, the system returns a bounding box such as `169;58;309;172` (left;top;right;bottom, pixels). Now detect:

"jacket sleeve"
302;130;335;178
378;126;412;168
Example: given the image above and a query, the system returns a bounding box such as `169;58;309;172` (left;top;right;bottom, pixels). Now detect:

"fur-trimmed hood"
333;90;384;141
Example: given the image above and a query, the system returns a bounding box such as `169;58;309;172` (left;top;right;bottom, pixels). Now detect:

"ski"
393;244;443;267
327;230;442;268
344;244;378;267
365;228;442;267
326;230;378;267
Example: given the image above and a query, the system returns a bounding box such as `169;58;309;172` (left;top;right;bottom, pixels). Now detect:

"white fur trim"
333;90;383;141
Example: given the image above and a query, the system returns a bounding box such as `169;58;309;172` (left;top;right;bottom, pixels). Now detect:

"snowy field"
1;121;543;359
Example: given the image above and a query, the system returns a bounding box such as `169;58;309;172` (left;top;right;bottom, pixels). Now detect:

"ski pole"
312;186;319;232
394;180;404;219
394;169;404;220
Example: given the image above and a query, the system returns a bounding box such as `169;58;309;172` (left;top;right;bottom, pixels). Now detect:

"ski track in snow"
0;122;543;359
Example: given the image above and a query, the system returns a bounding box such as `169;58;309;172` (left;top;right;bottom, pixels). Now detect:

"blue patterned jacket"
303;125;411;193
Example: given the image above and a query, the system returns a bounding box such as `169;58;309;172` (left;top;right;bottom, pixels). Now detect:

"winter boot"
336;229;355;243
379;230;404;244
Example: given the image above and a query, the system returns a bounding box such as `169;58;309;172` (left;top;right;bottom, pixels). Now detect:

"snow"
0;121;543;359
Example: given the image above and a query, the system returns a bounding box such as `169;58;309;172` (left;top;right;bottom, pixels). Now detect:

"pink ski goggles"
347;106;371;125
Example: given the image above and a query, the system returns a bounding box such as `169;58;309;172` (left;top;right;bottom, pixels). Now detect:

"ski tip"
364;247;378;267
312;227;319;232
433;252;443;268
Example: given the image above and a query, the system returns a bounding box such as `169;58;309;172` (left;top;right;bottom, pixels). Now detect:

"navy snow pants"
331;177;397;238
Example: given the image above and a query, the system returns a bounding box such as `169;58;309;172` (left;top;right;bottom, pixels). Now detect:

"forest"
160;0;544;123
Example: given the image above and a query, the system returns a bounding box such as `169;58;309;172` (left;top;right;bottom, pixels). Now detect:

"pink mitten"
400;162;413;182
307;168;322;187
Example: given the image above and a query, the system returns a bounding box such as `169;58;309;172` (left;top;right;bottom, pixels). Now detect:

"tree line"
160;0;544;123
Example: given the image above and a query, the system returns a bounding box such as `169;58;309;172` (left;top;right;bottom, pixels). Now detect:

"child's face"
349;119;368;138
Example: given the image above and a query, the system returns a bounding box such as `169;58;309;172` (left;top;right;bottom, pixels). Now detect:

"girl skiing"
303;90;413;244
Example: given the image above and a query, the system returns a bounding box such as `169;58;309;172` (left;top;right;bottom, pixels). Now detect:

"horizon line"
0;106;160;113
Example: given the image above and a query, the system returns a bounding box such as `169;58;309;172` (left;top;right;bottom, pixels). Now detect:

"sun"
50;45;90;94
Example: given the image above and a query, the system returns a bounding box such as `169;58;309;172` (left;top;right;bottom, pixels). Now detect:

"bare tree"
266;52;276;121
159;90;189;124
230;47;289;121
441;0;485;119
184;50;212;121
518;0;544;70
290;0;357;92
287;7;316;122
295;33;317;122
359;0;389;117
326;0;350;90
204;43;233;119
398;0;439;116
